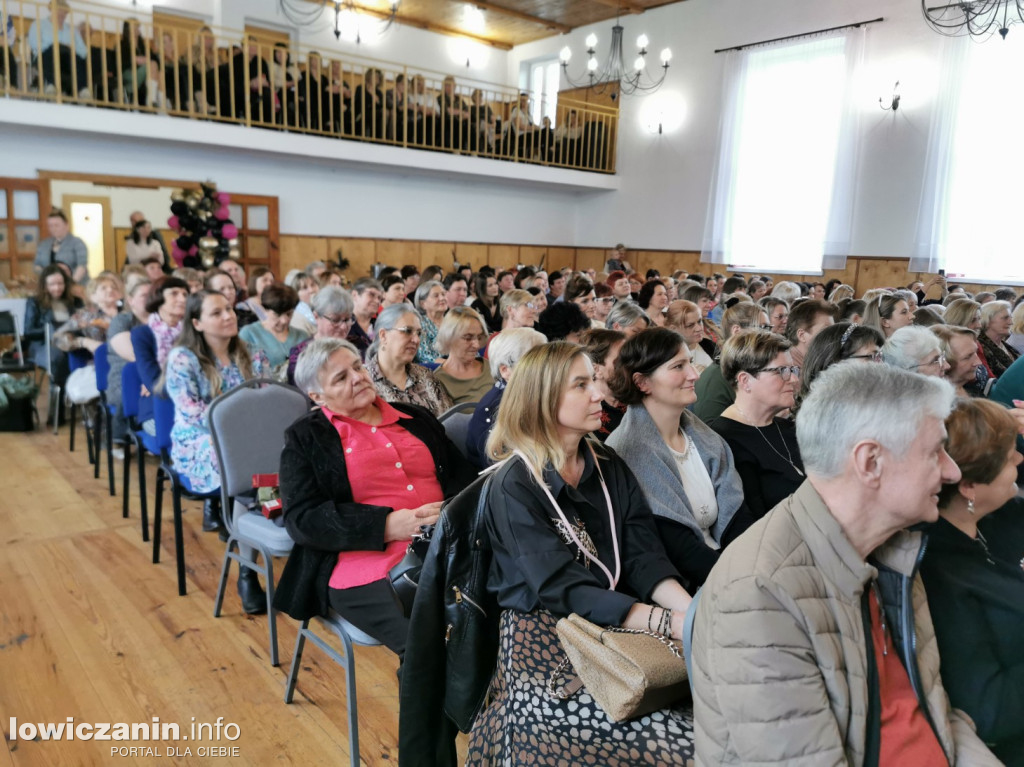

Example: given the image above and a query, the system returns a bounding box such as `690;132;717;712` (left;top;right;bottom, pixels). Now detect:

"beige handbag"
550;613;689;722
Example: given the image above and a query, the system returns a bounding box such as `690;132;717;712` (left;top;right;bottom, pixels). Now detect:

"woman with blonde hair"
862;291;913;338
943;298;982;332
666;299;714;374
827;283;854;303
434;306;493;404
469;341;695;764
978;300;1019;379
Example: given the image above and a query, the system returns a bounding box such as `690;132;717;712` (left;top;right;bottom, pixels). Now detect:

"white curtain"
701;30;865;274
913;36;1024;283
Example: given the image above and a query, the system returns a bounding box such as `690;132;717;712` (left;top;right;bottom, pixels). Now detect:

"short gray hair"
488;327;546;379
881;326;942;370
294;337;361;396
304;260;327;276
605;300;649;331
436;306;487;355
311;285;354;317
367;303;421;358
980;300;1012;331
796;362;955;479
771;281;801;304
413;279;444;310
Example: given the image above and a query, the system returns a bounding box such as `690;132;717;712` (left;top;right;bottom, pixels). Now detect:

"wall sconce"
879;80;900;112
638;91;686;136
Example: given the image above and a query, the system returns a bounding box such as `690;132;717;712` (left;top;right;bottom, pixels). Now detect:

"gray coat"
34;235;89;280
606;403;745;545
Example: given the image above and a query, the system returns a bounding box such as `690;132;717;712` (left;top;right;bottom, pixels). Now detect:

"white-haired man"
692;363;999;766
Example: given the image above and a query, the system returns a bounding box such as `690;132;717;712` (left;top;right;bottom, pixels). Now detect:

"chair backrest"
121;363;141;418
0;310;26;365
442;411;473;459
683;586;702;693
438;400;476;422
68;348;92;373
93;344;109;393
208;379;310;535
152;395;175;453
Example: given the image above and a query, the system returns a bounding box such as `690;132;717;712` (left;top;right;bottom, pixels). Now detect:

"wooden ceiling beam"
469;1;572;33
580;0;645;15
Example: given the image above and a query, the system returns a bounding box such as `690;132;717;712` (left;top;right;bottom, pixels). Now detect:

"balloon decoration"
167;181;241;269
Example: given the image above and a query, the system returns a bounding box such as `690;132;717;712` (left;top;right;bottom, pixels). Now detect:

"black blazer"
273;402;475;621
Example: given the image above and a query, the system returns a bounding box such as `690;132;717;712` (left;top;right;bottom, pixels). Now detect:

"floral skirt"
467;609;695;766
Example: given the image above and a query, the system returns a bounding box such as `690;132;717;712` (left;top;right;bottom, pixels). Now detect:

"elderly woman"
106;276;151;445
365;304;452;417
412;279;447;364
978;300;1019;379
239;283;309;379
346;277;383;358
881;325;950;377
434;307;494;404
795;322;885;413
604;300;650;339
273;337;473;658
580;327;626;441
497;289;538;331
1008;302;1024;355
708;331;804;520
465;327;546;469
163;291;269;547
921;399;1024;767
863;292;913;339
286;286;354;386
287;272;319;336
638;279;670;327
607;328;751;590
54;274;123;355
932;325;984;397
380;274;408;311
468;341;695;764
666;299;714;374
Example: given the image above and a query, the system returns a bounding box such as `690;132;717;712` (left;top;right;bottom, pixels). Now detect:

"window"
702;33;863;274
522;58;560;126
914;39;1024;284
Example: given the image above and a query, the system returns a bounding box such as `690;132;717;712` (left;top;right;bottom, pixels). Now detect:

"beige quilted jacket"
691;481;1000;767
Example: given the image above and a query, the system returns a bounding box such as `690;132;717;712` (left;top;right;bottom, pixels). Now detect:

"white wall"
511;0;948;256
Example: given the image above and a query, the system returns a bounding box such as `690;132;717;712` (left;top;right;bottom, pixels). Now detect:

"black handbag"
389;525;434;617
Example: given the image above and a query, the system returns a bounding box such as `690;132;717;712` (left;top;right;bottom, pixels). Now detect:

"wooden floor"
0;402;426;766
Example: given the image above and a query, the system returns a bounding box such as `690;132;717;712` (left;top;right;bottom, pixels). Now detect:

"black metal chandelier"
277;0;400;45
559;22;671;96
922;0;1024;40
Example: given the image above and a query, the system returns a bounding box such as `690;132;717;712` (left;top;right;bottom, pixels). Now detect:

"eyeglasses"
391;326;422;338
596;297;616;304
322;314;354;326
757;365;801;381
460;333;486;344
849;351;884;362
911;354;946;369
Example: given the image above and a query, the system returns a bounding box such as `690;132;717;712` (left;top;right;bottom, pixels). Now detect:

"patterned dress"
163;346;269;493
415;314;441;365
365;354;453;417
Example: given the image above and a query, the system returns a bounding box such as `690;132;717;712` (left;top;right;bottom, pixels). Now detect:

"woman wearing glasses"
794;322;885;414
707;331;805;521
365;304;452;417
881;325;951;378
434;307;494;404
286;286;355;386
606;328;751;590
497;289;539;331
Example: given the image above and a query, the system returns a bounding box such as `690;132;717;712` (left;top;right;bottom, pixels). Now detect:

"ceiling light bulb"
660;48;672;64
559;46;572;63
634;55;645;72
587;57;599;72
636;34;649;49
585;33;598;49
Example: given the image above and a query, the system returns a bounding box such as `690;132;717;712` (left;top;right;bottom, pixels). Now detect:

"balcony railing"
0;0;619;173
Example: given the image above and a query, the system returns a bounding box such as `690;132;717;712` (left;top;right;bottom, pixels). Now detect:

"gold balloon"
197;209;210;220
199;236;219;251
201;252;216;269
228;246;242;260
170;189;186;202
227;238;239;249
186;195;200;210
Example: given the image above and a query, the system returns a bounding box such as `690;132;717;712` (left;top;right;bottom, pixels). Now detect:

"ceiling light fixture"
923;0;1024;40
559;20;670;96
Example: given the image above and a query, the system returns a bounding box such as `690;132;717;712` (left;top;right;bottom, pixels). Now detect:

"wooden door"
0;178;50;289
225;194;280;278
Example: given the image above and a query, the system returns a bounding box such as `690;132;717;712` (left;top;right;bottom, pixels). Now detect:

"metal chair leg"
284;620;309;703
138;440;149;542
92;410;102;479
106;410;115;497
121;440;131;518
171;486;187;596
213;537;236;618
152;470;164;564
69;401;77;451
344;633;360;767
265;554;279;667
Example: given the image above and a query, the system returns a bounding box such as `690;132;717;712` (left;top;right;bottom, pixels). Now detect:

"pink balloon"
221;224;238;239
188;245;199;256
171;245;186;267
217;192;231;205
167;215;180;230
214;206;230;221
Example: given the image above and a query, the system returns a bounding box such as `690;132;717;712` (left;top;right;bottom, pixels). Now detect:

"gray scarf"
606;403;745;543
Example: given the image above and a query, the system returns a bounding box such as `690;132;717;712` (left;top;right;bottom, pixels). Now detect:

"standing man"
692;363;1000;766
34;207;88;283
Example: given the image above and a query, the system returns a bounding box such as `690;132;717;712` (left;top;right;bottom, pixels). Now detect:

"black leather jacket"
398;472;499;767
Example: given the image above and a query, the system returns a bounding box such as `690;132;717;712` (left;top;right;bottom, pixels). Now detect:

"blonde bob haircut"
498;289;533;319
435;306;488;355
980;300;1012;332
485;341;595;482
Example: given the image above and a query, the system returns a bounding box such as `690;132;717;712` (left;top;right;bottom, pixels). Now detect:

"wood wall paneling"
419;241;457;270
575;248;609;273
333;238;378;278
487;244;520;267
453;243;488;269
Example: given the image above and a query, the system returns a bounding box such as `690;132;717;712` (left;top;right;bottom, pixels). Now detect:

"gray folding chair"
439;401;476;459
207;378;309;666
